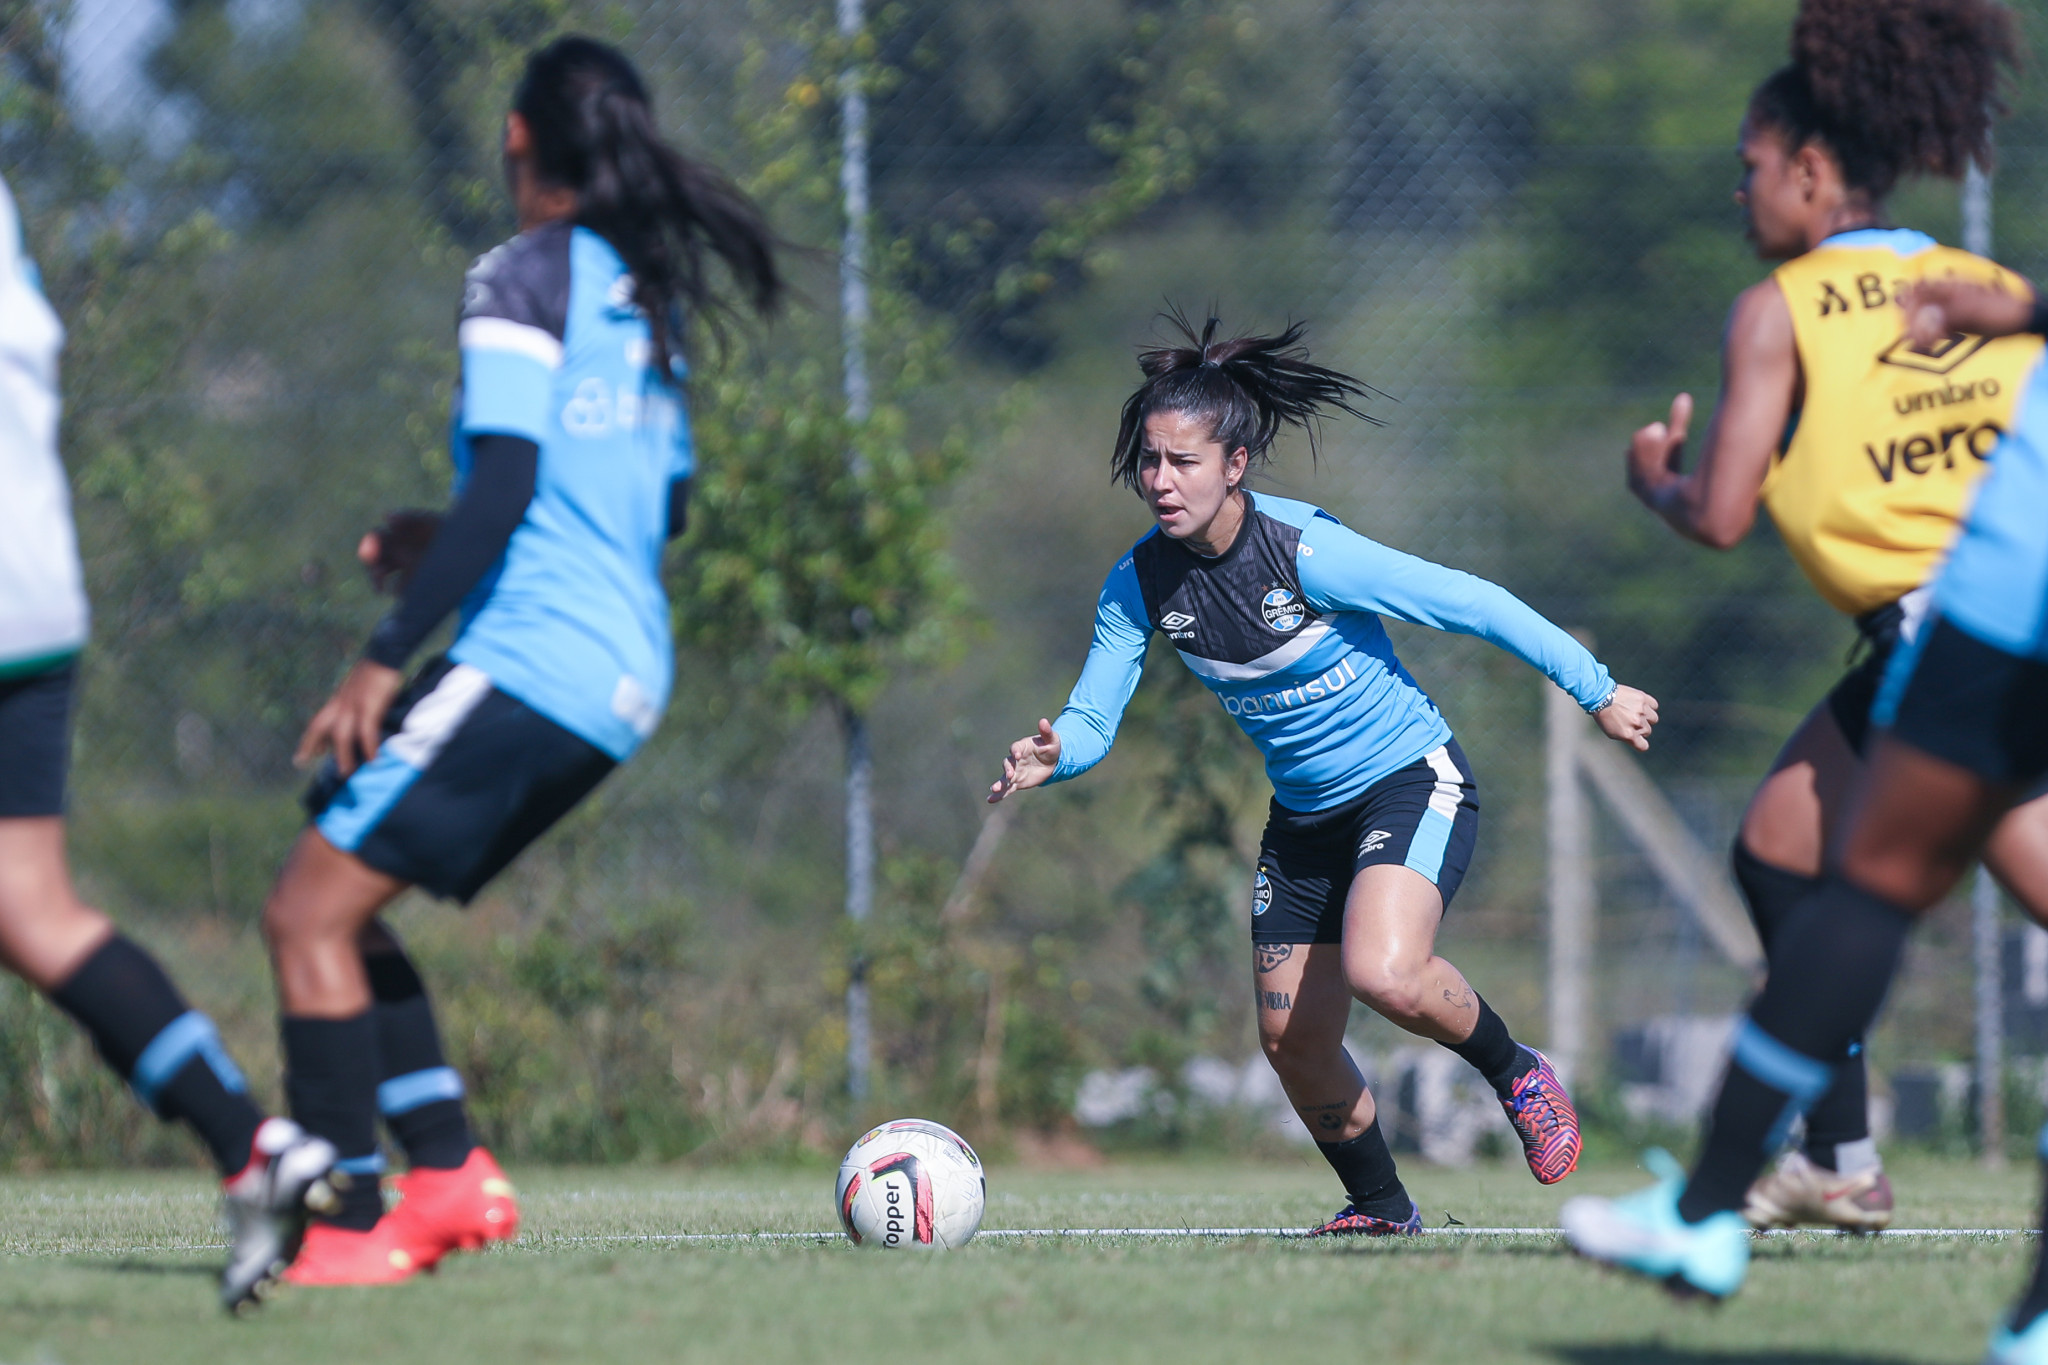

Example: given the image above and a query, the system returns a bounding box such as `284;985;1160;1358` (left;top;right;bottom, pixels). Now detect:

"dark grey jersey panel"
1129;496;1324;674
460;221;573;342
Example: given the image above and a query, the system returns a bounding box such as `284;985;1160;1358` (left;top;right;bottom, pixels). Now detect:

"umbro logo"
1360;829;1392;853
1160;611;1195;630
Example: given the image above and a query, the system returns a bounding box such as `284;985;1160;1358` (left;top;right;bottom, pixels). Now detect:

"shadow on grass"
87;1259;216;1278
1548;1347;1925;1365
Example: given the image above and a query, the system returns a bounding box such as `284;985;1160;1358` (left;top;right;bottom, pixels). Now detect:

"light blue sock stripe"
1402;809;1456;882
132;1011;246;1108
1732;1019;1835;1104
378;1066;466;1116
335;1153;388;1176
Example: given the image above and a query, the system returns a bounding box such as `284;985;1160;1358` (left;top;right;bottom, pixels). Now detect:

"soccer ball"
835;1118;986;1249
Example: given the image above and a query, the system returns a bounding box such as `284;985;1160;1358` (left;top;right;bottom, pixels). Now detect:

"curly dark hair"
1749;0;2023;198
1109;310;1380;489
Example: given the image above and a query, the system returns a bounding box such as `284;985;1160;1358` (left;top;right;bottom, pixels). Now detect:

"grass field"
0;1153;2036;1364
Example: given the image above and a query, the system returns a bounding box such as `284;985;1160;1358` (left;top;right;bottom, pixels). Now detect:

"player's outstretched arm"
989;719;1061;803
1625;279;1796;550
1898;276;2039;346
1592;683;1659;752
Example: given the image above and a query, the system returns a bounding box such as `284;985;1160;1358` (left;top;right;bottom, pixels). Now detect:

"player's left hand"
1625;392;1693;506
295;660;405;776
1594;684;1658;751
358;509;442;594
1897;277;2035;347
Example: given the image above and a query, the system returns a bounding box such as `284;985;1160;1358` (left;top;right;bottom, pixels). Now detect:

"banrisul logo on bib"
1252;868;1273;917
1261;588;1304;632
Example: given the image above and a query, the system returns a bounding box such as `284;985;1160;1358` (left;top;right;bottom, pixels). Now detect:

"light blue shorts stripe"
316;751;424;852
132;1011;246;1109
1403;809;1456;883
378;1066;466;1116
335;1152;389;1176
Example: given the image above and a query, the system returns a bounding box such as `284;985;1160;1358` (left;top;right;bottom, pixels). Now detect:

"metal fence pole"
1546;680;1594;1087
1976;866;2006;1166
1963;152;1999;1161
838;0;875;1103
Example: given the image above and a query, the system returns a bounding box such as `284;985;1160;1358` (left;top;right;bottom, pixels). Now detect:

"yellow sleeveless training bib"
1762;230;2041;616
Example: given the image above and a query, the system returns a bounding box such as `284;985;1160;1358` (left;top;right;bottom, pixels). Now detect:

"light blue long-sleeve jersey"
1048;492;1615;812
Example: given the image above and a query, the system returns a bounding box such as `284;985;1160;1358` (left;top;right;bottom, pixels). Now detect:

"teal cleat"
1558;1149;1751;1299
1988;1313;2048;1364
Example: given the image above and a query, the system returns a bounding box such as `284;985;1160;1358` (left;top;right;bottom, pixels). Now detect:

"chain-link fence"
1;0;2033;1166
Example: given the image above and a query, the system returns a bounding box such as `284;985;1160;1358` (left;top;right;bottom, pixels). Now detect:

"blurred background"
4;0;2044;1173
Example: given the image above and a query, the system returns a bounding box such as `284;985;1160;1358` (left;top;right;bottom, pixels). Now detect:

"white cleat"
220;1117;342;1313
1742;1150;1893;1231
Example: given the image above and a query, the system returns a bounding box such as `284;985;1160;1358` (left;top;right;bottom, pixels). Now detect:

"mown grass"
0;1155;2034;1364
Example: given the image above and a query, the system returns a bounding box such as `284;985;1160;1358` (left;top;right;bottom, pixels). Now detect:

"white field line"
9;1226;2036;1257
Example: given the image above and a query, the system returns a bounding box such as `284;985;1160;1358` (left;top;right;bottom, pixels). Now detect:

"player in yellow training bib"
1617;0;2048;1238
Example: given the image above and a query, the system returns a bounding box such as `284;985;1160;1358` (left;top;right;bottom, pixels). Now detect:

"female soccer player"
991;315;1658;1233
1617;0;2042;1231
266;35;781;1285
0;173;337;1311
1565;276;2048;1355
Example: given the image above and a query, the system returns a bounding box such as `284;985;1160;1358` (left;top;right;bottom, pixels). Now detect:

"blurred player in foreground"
991;313;1658;1234
267;35;781;1286
1617;0;2037;1232
1566;271;2048;1363
0;173;338;1311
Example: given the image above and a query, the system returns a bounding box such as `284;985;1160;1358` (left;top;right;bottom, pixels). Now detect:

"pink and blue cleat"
1502;1046;1581;1185
1307;1202;1422;1237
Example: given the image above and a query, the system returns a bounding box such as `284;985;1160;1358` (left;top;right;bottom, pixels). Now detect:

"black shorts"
0;659;76;818
1251;738;1480;945
304;656;617;903
1827;597;1912;757
1883;616;2048;789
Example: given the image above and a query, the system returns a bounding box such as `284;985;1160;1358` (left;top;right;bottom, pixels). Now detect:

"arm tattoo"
1443;985;1474;1010
1258;990;1292;1011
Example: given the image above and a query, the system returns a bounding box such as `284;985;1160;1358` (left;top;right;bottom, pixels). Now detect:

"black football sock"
365;946;474;1170
1731;843;1873;1172
1677;876;1913;1223
2009;1128;2048;1333
1442;996;1534;1096
1314;1119;1411;1219
49;934;264;1175
1800;1042;1873;1172
282;1013;385;1229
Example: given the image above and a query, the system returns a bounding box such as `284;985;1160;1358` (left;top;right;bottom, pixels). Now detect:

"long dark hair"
1749;0;2022;198
1110;311;1379;489
513;36;783;379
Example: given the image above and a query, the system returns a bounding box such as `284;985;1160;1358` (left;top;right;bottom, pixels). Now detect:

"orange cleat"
385;1147;520;1271
281;1219;420;1287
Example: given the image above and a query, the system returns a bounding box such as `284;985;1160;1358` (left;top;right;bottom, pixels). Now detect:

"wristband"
1587;687;1617;714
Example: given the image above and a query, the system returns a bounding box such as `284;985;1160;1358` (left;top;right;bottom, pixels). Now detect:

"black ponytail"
1750;0;2022;198
1110;310;1379;489
514;36;783;380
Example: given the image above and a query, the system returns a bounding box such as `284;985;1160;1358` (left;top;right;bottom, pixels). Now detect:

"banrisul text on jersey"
1047;491;1614;813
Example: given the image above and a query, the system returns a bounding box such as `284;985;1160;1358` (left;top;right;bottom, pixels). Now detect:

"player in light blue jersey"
991;314;1659;1233
260;36;781;1287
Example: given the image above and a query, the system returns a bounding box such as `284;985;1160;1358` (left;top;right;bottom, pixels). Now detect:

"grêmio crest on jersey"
1129;494;1332;680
